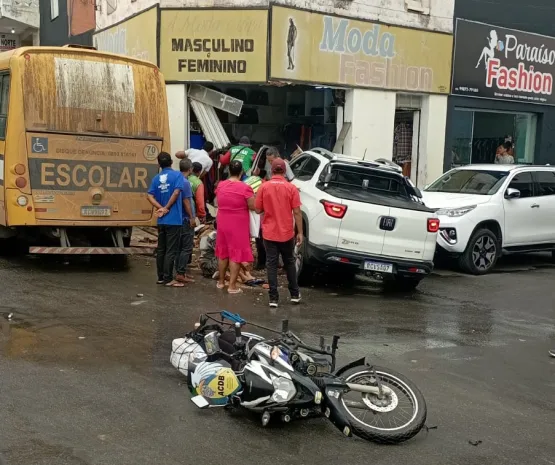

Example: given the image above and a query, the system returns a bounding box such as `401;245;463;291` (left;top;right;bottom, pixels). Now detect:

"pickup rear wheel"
296;239;313;286
459;228;499;275
384;276;421;292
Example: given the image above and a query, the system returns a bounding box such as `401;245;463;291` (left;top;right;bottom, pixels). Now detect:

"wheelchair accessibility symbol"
32;137;48;154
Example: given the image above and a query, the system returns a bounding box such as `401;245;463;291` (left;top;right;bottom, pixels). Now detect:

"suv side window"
508;172;534;198
534;171;555;196
297;156;321;181
289;156;307;178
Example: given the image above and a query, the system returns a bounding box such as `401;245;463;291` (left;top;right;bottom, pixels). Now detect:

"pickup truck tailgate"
381;202;436;261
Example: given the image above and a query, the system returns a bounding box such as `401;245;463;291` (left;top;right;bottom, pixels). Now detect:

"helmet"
190;361;241;406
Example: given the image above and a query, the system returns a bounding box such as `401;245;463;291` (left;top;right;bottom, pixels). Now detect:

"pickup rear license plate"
81;206;112;217
364;261;393;273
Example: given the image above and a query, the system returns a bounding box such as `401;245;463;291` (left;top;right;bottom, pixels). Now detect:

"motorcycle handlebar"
234;322;242;339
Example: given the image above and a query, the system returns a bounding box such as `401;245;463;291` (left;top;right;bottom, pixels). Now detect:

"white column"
343;88;396;160
417;95;448;188
165;83;188;170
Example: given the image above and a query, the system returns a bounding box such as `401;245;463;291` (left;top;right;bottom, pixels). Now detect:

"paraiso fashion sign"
452;19;555;105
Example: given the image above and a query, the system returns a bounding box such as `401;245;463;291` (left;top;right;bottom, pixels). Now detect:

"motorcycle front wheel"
339;366;427;444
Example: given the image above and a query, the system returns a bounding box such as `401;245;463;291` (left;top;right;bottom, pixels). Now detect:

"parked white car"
252;147;440;290
422;164;555;274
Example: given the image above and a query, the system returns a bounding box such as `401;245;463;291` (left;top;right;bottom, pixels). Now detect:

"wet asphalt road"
0;253;554;465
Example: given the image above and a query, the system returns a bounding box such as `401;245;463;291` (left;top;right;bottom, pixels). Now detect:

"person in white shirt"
176;141;214;177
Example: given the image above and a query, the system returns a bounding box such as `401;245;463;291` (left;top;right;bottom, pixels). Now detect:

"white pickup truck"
253;147;440;291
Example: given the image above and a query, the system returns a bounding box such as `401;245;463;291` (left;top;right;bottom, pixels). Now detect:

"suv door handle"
531;204;540;208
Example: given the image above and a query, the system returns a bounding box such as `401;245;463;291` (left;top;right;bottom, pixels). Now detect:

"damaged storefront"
159;7;339;159
93;5;453;185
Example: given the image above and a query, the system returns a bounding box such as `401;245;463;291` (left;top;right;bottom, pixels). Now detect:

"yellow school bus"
0;45;169;255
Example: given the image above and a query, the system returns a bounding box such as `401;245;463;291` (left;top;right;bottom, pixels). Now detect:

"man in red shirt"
255;159;303;308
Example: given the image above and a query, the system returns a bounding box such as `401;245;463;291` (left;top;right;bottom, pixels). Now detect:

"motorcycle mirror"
319;336;325;350
270;346;280;361
281;319;289;333
204;331;220;355
199;315;207;326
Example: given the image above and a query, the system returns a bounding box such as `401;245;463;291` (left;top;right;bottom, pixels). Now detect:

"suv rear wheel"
459;228;499;275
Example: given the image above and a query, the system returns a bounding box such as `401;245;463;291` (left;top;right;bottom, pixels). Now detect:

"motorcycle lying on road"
171;311;427;444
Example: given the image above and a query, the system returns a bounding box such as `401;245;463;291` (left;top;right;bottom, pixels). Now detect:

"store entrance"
449;108;537;167
189;84;338;159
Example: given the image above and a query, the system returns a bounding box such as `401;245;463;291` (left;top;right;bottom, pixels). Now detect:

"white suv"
253;148;440;291
422;164;555;274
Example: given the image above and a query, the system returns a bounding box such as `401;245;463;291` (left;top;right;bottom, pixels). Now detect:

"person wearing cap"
220;136;256;178
255;158;303;308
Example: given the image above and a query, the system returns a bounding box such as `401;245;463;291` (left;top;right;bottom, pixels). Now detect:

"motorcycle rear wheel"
339;365;427;444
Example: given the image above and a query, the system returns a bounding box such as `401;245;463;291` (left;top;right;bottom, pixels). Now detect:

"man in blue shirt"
175;159;196;285
147;152;184;286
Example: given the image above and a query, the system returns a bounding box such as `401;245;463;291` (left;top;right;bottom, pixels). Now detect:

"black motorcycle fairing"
241;367;275;403
317;376;354;437
334;357;366;377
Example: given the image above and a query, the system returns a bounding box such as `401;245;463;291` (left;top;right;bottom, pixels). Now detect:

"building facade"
445;0;555;170
39;0;94;46
45;0;454;187
0;0;39;48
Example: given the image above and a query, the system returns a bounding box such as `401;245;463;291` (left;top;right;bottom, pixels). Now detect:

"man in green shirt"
222;136;256;179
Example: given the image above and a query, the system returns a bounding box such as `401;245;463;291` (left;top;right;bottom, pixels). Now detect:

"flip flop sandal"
216;283;226;289
227;288;243;295
165;280;184;287
156;280;165;285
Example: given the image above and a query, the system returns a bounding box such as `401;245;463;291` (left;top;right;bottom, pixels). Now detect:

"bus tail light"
14;164;26;175
15;177;27;188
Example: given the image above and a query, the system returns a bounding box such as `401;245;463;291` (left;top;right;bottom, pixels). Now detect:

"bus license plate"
364;261;393;273
81;206;112;217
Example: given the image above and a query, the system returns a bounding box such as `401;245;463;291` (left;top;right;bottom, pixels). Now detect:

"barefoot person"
215;160;256;294
147;152;184;286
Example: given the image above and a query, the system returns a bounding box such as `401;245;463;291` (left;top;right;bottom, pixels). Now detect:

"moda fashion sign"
159;9;268;82
452;19;555;105
270;6;452;94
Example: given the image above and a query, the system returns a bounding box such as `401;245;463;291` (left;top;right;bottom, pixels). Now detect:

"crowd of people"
146;138;302;307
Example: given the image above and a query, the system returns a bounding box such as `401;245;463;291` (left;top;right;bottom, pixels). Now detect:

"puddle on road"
0;311;160;373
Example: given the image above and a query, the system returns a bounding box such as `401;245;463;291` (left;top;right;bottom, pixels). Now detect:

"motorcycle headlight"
271;377;296;403
435;205;477;218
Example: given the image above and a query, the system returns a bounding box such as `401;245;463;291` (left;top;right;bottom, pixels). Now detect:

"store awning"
189;99;230;150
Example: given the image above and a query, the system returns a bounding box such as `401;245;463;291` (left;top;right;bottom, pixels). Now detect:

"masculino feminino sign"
452;19;555;105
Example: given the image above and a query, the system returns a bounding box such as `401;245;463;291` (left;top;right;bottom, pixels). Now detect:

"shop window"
297;157;320;181
535;171;555;196
508;172;534;198
0;74;10;140
449;109;537;167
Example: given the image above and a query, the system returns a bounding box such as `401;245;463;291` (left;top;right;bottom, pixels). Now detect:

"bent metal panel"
452;19;555;105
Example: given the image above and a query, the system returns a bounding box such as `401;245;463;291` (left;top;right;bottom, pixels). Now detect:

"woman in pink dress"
215;160;255;294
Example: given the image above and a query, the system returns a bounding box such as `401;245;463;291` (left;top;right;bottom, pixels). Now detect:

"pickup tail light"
427;218;440;233
321;200;347;219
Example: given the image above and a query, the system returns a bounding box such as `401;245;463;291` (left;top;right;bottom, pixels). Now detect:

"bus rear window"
22;53;166;139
